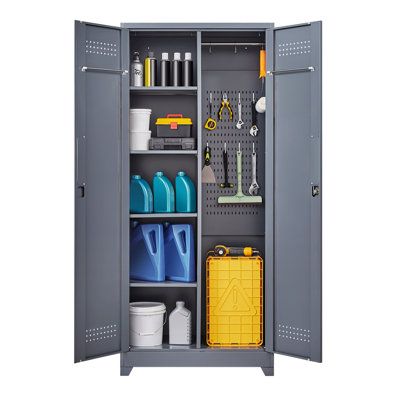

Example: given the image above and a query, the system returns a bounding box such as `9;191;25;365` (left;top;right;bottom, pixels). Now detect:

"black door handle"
312;185;320;197
77;185;85;198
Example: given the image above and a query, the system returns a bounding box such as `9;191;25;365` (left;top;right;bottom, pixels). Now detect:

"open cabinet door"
75;21;129;362
266;22;322;362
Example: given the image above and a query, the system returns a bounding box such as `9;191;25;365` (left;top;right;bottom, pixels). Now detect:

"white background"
1;0;399;398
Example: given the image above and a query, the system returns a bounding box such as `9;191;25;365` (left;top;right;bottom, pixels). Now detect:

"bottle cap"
133;52;140;61
177;171;186;177
132;175;141;179
161;52;169;61
148;51;154;58
173;52;181;61
176;301;185;308
155;171;164;177
184;52;192;61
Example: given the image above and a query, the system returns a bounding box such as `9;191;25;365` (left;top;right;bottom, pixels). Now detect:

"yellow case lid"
156;114;192;125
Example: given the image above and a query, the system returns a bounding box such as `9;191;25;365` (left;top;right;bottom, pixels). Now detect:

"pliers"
218;93;233;121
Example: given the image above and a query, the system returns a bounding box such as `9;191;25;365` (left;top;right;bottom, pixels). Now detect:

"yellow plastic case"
155;114;192;138
206;255;263;347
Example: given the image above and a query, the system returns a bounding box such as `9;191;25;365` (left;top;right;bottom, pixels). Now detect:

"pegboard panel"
201;69;265;236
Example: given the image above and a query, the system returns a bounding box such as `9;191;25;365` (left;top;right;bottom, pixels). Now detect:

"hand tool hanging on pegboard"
236;92;244;129
250;92;259;136
201;143;217;184
249;142;260;195
220;142;234;189
204;92;217;130
218;92;233;121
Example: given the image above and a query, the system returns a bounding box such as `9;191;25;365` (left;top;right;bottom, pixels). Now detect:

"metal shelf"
130;280;197;288
130;86;197;95
130;150;197;155
130;213;197;218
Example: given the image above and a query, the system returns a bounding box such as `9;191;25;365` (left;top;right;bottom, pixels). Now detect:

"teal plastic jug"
130;175;153;213
175;171;196;213
130;223;165;281
153;172;175;213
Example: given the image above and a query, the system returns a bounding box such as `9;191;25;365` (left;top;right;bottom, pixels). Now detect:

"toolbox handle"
166;113;183;118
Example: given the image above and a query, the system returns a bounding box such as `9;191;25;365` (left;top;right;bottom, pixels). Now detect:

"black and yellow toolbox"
155;114;192;138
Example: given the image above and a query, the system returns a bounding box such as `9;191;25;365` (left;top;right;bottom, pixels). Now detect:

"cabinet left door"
75;21;130;362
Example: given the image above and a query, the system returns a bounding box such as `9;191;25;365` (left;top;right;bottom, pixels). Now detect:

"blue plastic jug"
130;223;165;281
130;175;153;213
153;172;175;213
175;171;196;213
164;224;195;282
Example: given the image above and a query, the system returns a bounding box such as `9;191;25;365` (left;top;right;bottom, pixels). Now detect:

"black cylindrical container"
160;52;171;86
183;52;193;86
172;52;182;87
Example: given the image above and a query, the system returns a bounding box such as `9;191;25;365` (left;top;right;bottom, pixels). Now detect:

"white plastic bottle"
169;301;191;345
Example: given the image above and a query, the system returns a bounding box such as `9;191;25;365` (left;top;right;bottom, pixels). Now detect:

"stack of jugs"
130;222;195;283
129;108;152;150
130;171;196;214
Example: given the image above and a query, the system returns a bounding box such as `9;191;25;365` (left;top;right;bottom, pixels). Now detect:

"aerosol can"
130;51;143;87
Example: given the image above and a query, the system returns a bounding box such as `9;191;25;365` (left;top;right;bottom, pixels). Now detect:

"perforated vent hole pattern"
85;324;118;343
278;40;311;57
85;40;118;57
204;90;262;217
278;323;311;342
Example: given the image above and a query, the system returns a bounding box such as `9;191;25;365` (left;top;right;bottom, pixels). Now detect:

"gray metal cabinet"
75;21;322;376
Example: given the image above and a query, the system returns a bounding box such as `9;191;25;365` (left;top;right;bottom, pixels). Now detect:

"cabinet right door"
266;21;322;362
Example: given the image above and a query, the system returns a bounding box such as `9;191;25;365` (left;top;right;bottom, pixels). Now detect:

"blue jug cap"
155;171;164;177
177;171;186;177
132;175;141;179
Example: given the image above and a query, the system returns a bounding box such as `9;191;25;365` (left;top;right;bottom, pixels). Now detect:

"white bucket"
130;131;151;151
129;302;166;347
130;108;152;132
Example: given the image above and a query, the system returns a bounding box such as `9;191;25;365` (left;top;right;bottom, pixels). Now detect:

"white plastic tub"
130;130;151;151
130;108;152;132
129;302;166;347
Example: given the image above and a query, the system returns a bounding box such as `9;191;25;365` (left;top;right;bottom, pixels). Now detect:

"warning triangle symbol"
214;279;256;316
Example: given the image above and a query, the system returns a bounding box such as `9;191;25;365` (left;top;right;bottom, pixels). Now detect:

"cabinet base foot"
120;366;133;376
261;367;274;376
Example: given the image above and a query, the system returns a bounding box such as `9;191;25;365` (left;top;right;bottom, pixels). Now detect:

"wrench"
236;92;244;129
249;143;260;195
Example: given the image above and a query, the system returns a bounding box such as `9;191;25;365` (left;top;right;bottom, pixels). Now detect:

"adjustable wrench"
249;143;260;195
236;92;244;129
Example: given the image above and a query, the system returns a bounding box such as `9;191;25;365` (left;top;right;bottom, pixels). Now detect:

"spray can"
160;53;170;87
172;52;182;87
183;52;193;86
144;51;157;87
130;52;143;87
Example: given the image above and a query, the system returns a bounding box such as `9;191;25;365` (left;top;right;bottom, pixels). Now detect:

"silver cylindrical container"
131;51;143;87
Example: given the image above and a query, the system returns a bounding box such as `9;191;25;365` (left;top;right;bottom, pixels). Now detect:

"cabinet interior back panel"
201;46;265;237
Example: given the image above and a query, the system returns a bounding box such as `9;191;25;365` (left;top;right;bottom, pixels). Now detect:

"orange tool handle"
259;49;266;78
166;113;183;118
